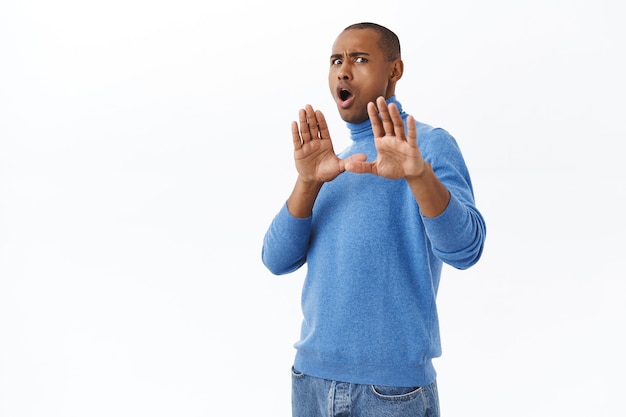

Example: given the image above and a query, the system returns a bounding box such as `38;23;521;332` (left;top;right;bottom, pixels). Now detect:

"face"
328;28;401;123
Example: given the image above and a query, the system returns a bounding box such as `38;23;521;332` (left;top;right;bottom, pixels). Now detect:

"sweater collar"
346;96;403;141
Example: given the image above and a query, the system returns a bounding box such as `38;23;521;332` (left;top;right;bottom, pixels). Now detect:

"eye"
355;57;367;63
332;58;343;65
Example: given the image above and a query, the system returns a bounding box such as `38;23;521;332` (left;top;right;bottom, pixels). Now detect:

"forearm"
286;176;324;218
405;162;451;218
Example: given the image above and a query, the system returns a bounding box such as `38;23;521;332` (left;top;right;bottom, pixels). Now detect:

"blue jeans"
291;367;440;417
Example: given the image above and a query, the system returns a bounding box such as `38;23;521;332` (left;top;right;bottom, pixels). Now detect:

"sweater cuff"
421;194;474;253
278;201;312;236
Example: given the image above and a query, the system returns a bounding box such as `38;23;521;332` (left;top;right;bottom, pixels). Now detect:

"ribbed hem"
293;353;436;387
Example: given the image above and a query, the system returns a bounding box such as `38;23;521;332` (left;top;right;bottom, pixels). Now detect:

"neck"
346;95;401;136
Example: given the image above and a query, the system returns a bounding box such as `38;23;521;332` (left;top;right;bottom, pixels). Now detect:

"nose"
337;62;352;80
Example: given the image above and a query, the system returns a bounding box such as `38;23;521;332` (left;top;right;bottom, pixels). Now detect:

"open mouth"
339;88;353;102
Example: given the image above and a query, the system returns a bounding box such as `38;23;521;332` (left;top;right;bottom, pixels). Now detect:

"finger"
291;121;302;150
367;101;384;138
388;103;407;140
304;104;320;140
376;96;395;136
298;108;312;143
406;114;417;147
315;110;331;140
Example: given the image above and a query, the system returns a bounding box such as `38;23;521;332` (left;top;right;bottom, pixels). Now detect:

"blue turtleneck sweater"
262;96;486;387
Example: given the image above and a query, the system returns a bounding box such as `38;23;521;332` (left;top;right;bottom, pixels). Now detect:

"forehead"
331;29;382;55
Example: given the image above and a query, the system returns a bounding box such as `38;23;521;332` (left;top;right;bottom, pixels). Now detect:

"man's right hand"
291;104;345;184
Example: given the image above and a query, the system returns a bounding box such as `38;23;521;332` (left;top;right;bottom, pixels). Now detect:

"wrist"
287;177;324;218
404;161;430;182
297;175;324;190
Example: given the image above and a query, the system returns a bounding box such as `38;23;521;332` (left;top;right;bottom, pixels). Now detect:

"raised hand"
345;96;426;180
291;104;345;183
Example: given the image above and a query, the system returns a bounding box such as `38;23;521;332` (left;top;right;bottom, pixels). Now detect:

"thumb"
343;153;373;174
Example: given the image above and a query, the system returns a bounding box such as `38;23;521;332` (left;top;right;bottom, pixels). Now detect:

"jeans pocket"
370;385;423;400
291;366;305;379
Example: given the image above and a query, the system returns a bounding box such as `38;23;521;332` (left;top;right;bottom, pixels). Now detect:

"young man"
262;22;486;417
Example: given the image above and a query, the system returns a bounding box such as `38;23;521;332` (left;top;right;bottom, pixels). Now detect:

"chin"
338;108;368;124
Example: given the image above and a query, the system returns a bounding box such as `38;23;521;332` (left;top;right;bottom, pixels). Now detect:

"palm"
373;134;422;179
294;138;342;183
292;105;344;183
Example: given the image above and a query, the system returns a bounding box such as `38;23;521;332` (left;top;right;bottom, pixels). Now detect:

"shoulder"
413;121;460;154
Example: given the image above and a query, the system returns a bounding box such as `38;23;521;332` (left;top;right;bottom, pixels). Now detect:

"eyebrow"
330;51;370;60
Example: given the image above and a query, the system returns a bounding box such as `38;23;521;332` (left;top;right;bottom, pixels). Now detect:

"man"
262;22;486;417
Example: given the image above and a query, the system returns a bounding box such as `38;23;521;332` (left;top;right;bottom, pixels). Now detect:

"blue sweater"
262;96;486;387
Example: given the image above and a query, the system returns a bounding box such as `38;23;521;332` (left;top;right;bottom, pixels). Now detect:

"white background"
1;0;624;416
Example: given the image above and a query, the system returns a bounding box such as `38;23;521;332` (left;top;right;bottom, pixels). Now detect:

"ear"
390;59;404;82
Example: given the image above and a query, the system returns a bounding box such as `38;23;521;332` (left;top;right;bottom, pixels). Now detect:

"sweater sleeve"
420;128;486;270
261;202;312;275
422;194;486;269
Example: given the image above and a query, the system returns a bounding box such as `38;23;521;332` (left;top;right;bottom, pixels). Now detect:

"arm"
262;104;351;274
345;96;485;268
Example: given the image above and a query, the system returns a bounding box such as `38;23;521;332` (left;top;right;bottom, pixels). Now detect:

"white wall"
1;0;624;415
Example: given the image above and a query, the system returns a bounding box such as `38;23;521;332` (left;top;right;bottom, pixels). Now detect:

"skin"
287;28;451;219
